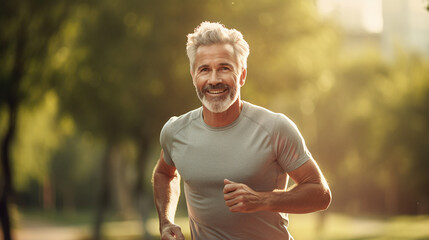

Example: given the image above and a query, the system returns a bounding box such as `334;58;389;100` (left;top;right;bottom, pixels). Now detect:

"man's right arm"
152;149;185;240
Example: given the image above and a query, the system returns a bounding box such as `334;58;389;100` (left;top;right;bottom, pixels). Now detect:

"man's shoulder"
243;101;281;125
162;107;201;135
243;101;296;133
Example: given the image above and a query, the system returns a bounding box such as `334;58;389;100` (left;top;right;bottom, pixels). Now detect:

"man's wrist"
159;218;174;229
259;191;273;211
260;191;284;212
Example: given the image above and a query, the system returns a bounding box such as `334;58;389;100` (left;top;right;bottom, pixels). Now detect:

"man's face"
191;43;246;113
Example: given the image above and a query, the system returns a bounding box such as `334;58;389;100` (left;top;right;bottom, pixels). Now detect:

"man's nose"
207;71;222;85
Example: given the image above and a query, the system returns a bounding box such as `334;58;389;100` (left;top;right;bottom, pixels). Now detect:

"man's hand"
223;179;267;213
160;223;185;240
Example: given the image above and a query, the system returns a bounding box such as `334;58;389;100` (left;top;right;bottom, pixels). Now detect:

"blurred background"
1;0;429;239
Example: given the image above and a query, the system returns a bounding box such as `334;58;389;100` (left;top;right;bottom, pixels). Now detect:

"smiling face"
191;43;246;113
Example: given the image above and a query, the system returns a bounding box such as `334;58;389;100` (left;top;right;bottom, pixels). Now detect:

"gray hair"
186;21;250;73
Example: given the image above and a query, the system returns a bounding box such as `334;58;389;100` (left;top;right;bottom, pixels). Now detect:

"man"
153;21;331;240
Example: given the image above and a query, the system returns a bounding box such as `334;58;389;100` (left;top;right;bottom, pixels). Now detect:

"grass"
288;213;429;240
15;210;429;240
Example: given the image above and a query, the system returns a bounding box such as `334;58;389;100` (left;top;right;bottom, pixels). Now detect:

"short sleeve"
273;114;313;173
160;117;176;166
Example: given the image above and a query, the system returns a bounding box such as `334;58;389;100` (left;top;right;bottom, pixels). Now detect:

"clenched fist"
160;223;185;240
223;179;268;213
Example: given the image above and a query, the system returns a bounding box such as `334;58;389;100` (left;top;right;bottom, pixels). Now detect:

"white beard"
196;84;239;113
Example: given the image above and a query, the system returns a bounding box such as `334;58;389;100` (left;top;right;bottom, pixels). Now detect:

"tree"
310;47;429;214
0;1;79;238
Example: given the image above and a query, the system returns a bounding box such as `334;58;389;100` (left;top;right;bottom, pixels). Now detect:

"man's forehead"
194;43;238;66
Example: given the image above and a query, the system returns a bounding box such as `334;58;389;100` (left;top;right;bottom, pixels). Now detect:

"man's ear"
240;68;247;86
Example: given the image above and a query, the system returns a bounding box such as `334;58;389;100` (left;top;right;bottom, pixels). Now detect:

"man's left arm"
223;159;331;214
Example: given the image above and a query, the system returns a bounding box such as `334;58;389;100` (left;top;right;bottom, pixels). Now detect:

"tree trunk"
385;167;399;214
134;138;153;240
0;18;27;240
0;183;12;240
0;93;19;240
112;146;135;220
93;141;114;240
43;176;55;211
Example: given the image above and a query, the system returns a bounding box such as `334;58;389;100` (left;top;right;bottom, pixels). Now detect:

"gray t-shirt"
160;101;312;240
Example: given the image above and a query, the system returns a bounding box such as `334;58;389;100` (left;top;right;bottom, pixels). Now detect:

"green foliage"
312;47;429;214
50;129;104;210
0;0;79;106
12;91;61;190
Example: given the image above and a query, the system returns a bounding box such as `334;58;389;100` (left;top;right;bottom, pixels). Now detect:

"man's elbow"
319;184;332;211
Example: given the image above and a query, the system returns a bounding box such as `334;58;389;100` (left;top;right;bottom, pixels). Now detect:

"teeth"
208;89;226;94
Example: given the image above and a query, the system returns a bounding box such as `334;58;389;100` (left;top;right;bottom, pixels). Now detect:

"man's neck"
202;99;243;127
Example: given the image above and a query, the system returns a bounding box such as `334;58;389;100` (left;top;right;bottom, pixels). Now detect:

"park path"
13;219;89;240
12;219;154;240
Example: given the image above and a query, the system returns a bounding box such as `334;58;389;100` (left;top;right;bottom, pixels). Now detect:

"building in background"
317;0;429;59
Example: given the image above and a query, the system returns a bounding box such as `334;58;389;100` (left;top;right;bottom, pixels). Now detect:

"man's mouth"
207;89;228;94
203;84;229;95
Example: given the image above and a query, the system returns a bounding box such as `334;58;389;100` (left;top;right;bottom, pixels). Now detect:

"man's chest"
170;127;282;191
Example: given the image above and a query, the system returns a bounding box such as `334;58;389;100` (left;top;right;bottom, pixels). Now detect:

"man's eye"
220;67;230;71
200;68;209;72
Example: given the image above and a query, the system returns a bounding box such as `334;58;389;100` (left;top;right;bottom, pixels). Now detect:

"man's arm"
223;159;331;214
152;149;185;240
